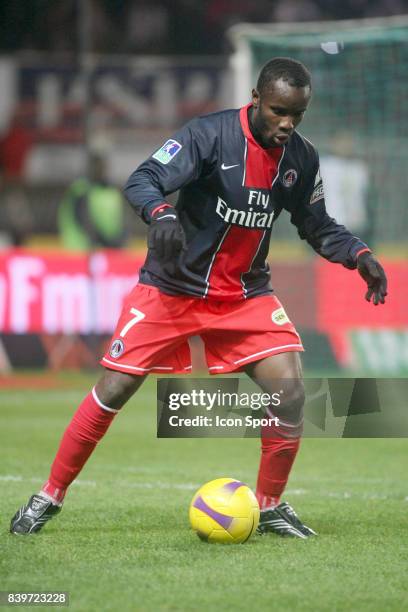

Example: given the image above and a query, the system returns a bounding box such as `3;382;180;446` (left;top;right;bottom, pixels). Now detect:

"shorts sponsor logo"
152;139;182;164
271;307;290;326
110;339;125;359
282;169;298;187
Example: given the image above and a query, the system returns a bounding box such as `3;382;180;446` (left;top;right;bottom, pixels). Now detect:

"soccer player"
10;58;387;538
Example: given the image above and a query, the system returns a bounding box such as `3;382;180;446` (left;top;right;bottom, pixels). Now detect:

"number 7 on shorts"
119;308;145;337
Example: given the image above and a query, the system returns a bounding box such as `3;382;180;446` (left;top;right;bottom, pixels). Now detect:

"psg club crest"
110;339;124;359
152;139;182;165
282;169;298;187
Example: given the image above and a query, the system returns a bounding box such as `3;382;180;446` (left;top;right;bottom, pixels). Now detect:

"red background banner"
0;250;405;371
0;249;142;334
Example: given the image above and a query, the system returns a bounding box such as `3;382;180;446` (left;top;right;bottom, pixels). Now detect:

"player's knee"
95;370;145;410
272;379;305;425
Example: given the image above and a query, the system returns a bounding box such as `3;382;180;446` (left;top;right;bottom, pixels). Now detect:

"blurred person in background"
320;131;370;242
0;184;33;247
0;109;34;247
58;152;127;250
272;0;323;22
123;0;170;54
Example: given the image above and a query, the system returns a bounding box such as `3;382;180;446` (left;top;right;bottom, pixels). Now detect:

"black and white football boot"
10;494;62;535
257;502;317;539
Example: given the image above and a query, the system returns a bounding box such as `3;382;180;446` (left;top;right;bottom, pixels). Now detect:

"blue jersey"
124;104;368;301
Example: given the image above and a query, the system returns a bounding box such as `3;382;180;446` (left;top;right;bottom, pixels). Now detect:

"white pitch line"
0;475;96;487
0;475;406;501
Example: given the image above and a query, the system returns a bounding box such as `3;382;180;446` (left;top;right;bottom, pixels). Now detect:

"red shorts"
101;283;303;375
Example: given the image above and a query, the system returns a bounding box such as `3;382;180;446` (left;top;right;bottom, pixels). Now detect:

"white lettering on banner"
94;277;136;333
9;257;45;333
352;330;408;373
90;253;137;333
42;273;138;334
0;252;140;334
42;275;91;334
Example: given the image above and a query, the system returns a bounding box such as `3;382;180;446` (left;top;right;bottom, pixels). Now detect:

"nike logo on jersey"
221;163;240;170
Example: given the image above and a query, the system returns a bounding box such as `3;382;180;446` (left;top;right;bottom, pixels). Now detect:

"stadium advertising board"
0;251;406;373
316;259;408;372
0;250;140;334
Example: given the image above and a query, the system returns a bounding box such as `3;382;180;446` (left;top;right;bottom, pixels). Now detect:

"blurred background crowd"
1;0;407;248
1;0;407;55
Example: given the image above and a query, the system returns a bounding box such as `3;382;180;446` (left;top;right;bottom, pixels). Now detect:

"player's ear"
252;88;260;108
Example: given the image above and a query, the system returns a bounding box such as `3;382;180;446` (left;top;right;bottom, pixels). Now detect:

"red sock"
41;388;119;504
256;436;300;510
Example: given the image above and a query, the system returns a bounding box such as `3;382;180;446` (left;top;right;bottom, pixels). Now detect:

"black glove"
148;206;186;261
357;251;388;305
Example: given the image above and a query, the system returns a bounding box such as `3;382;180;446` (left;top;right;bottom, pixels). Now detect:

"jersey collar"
239;103;284;155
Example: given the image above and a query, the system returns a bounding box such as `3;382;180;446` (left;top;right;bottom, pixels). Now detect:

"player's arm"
291;156;387;305
124;119;217;259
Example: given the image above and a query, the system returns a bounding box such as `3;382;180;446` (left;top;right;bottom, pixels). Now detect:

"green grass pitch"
0;374;407;611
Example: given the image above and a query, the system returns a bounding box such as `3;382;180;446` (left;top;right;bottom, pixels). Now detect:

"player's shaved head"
257;57;311;94
250;58;312;148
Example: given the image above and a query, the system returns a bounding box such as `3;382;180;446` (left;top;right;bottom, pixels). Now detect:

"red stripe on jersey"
207;226;264;300
239;104;284;188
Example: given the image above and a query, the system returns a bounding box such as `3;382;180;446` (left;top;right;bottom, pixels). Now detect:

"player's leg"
10;369;145;535
245;352;316;538
246;351;303;509
40;369;145;502
10;282;197;535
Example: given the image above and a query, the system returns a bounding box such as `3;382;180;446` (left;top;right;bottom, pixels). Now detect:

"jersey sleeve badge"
310;167;325;204
152;139;182;165
282;169;298;187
